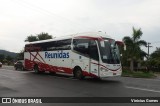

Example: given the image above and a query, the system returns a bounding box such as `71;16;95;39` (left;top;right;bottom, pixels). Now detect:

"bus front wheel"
74;67;84;80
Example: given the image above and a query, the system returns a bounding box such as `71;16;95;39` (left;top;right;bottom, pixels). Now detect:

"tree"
37;32;52;40
23;32;53;60
140;50;148;60
6;55;13;61
17;49;24;60
25;32;53;42
25;35;38;42
0;54;5;62
122;27;147;71
6;55;13;65
150;47;160;59
148;47;160;71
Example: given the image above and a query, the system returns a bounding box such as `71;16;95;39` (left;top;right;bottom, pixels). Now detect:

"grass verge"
122;70;156;78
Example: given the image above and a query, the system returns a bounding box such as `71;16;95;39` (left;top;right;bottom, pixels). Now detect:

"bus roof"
25;32;112;45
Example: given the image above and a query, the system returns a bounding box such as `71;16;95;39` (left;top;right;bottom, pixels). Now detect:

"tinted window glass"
73;39;99;60
98;39;120;64
25;39;71;52
73;39;89;56
89;40;99;61
25;44;42;52
46;41;57;51
55;39;71;50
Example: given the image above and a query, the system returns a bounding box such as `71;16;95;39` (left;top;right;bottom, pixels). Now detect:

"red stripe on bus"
25;59;98;78
74;36;104;41
91;62;121;71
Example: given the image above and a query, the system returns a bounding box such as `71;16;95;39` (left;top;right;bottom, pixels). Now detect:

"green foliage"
17;49;24;60
0;54;14;65
122;70;155;78
25;32;53;42
6;55;13;61
150;48;160;59
147;48;160;71
123;27;147;59
25;35;38;42
122;27;147;71
6;55;13;65
22;32;53;59
37;32;52;40
0;54;5;62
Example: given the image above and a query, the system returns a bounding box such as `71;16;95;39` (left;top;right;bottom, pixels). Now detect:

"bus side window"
89;40;99;61
73;39;89;56
56;39;71;50
46;39;71;51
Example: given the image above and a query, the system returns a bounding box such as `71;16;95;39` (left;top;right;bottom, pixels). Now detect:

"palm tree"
123;27;147;71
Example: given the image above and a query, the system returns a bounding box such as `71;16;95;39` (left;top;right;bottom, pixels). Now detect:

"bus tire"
74;67;84;80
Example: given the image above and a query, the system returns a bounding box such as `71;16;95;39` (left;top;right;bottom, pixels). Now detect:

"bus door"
89;40;99;77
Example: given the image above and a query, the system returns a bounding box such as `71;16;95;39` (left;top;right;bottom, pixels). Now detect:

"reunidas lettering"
45;51;69;58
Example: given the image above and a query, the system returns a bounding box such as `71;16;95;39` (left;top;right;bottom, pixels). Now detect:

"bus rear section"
24;38;73;74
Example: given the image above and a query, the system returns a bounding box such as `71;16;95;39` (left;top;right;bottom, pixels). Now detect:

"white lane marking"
126;86;160;93
134;77;160;82
122;77;160;82
0;68;29;73
0;74;12;78
0;69;6;71
0;68;14;71
146;78;160;81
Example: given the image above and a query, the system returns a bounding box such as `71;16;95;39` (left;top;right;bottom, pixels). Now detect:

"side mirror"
115;41;126;50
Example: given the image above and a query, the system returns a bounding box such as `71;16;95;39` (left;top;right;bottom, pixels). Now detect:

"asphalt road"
0;65;160;106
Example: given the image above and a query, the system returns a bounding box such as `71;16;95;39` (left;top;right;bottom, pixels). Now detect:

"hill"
0;49;17;58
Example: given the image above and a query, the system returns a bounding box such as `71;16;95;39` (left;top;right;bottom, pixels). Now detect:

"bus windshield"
98;38;120;64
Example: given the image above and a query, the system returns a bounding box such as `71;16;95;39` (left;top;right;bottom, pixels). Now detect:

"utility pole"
146;42;152;59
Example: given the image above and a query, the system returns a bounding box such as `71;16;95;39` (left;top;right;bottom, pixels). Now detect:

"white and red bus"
24;32;124;79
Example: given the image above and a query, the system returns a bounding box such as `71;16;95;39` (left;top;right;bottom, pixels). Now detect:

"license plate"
113;73;116;75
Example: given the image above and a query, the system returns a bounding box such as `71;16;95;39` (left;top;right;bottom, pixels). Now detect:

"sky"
0;0;160;54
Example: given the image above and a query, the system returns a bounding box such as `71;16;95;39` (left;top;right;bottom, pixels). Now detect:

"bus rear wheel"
74;68;84;80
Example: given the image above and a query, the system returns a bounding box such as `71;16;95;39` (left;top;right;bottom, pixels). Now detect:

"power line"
11;0;63;33
11;0;92;32
151;41;160;44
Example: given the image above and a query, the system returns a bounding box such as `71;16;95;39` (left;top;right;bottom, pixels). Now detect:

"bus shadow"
30;71;122;84
31;71;73;78
83;77;122;84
